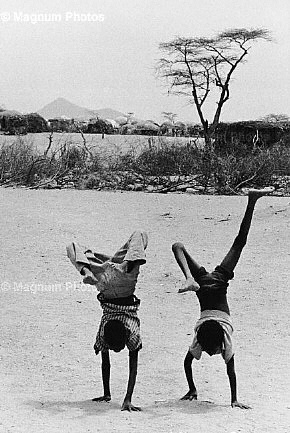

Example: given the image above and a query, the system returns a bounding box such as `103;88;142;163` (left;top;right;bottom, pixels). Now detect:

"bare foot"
83;275;98;285
92;395;111;402
111;262;127;272
121;400;141;412
242;186;275;200
180;390;198;401
178;277;200;293
82;268;98;285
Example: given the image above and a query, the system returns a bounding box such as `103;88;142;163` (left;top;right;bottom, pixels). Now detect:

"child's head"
104;320;127;352
197;320;224;356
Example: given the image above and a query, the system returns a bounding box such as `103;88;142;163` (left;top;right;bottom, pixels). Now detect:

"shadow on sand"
27;397;227;419
145;398;227;418
27;398;121;417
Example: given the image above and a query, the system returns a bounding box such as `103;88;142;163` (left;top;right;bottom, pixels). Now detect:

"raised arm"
121;349;141;412
226;356;251;409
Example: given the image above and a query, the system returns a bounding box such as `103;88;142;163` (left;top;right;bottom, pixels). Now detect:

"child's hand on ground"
92;395;111;403
121;400;141;412
180;390;198;401
178;277;200;293
231;400;251;409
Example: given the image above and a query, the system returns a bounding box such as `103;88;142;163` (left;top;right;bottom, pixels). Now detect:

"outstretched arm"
121;350;141;412
172;243;200;293
180;351;198;400
226;356;251;409
92;351;111;402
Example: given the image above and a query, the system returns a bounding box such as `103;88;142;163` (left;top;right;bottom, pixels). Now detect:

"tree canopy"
158;28;272;144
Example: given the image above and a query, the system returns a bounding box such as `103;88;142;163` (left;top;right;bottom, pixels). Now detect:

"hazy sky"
0;0;289;122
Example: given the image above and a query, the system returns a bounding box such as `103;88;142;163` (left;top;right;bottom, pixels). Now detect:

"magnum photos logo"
0;11;105;24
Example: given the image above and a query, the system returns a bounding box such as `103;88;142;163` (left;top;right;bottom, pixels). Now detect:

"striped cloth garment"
94;301;142;353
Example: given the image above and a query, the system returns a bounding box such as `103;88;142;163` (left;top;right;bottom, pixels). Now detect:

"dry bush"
0;138;37;184
0;135;289;194
0;138;94;186
115;141;200;176
209;141;290;194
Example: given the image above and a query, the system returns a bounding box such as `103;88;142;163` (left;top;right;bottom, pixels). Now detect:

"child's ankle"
82;266;92;276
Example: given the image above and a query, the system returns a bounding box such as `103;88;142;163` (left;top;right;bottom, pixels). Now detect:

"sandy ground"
0;187;290;433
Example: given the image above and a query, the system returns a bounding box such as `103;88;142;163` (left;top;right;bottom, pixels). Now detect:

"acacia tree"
162;111;178;124
158;28;271;148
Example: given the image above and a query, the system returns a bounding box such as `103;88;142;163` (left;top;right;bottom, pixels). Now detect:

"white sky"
0;0;289;123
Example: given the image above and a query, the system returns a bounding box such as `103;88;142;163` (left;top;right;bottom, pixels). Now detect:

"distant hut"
115;116;127;126
215;121;286;153
160;120;174;136
175;121;187;136
25;113;49;133
48;116;73;132
86;118;114;135
186;123;204;137
0;110;27;135
132;120;159;136
105;118;119;131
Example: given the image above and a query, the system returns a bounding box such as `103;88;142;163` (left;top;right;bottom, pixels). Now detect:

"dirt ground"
0;187;289;433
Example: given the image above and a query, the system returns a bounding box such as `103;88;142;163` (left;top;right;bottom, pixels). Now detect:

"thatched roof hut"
215;121;289;152
0;111;27;135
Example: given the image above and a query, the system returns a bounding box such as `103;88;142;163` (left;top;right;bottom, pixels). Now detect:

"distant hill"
95;108;126;120
37;97;125;120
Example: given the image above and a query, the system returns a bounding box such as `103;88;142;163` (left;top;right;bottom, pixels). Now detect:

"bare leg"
220;187;274;273
172;242;201;292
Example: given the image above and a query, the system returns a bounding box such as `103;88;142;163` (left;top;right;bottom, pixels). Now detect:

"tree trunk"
201;126;216;191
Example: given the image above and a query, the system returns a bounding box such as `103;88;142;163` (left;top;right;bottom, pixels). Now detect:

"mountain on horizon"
37;97;125;120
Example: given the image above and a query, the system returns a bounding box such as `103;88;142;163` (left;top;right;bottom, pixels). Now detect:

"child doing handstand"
67;230;148;412
172;188;274;408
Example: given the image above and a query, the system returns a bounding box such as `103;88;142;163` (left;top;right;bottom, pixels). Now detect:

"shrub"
0;139;36;183
122;142;200;176
208;142;290;193
79;173;101;189
0;134;289;193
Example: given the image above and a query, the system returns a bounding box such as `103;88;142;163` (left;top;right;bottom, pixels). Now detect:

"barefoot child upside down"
172;187;274;408
67;230;148;411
